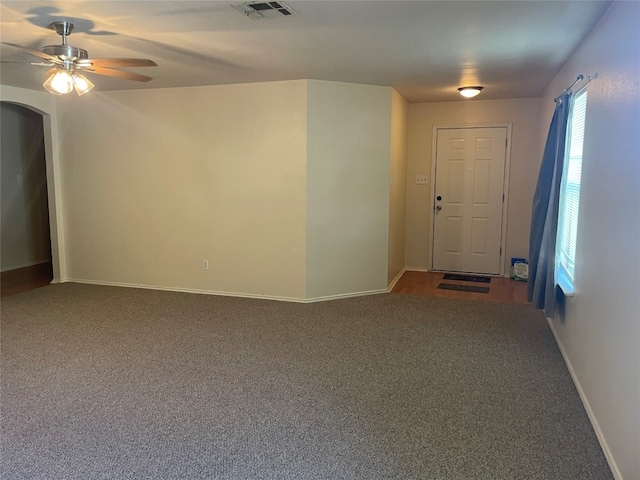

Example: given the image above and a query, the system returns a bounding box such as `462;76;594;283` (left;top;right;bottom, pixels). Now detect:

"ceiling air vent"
232;1;296;19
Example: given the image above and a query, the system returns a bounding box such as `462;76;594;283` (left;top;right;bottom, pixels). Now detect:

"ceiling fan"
2;21;157;95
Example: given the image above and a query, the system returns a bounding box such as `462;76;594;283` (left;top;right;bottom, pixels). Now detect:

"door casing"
428;123;513;276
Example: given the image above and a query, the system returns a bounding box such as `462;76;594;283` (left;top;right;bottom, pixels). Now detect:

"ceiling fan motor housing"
42;44;88;61
43;21;88;61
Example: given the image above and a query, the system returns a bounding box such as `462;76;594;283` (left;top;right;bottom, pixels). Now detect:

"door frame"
428;123;513;276
0;89;66;283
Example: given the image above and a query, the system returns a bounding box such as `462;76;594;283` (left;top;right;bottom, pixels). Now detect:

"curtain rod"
554;74;585;103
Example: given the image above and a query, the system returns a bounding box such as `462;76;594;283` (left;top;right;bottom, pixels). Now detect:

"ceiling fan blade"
82;58;157;68
1;42;62;64
83;67;153;82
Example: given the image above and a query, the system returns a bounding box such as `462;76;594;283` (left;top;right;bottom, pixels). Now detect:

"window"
556;88;587;295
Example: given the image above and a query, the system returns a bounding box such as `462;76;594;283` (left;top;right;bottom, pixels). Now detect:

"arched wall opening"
0;102;52;288
0;86;65;284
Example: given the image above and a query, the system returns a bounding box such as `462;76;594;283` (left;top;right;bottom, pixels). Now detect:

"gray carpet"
1;284;612;479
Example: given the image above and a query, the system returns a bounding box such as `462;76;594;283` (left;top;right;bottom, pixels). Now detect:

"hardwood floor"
392;270;529;304
1;262;53;298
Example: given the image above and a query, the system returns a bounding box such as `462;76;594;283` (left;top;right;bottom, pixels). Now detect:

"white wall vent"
232;1;296;20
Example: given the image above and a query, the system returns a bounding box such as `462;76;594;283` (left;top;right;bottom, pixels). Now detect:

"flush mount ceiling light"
458;86;484;98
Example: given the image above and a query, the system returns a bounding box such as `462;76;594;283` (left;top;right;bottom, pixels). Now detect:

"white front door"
432;127;507;275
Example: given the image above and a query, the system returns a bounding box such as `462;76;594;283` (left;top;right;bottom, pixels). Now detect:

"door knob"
435;205;442;211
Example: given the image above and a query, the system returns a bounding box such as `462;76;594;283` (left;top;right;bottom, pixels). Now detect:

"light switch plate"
416;175;429;185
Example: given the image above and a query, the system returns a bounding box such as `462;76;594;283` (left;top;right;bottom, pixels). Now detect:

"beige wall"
542;2;639;478
388;90;408;286
57;81;309;300
48;79;396;301
405;98;542;272
306;80;392;300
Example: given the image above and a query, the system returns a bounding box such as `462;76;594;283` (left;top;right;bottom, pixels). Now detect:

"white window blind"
556;89;587;294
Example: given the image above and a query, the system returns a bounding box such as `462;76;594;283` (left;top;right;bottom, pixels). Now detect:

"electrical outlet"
202;260;209;270
416;175;429;185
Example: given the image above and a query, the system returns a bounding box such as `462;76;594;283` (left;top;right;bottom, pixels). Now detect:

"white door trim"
428;123;512;276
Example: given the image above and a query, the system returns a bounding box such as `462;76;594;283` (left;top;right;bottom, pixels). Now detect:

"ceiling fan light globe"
44;70;73;94
73;74;95;95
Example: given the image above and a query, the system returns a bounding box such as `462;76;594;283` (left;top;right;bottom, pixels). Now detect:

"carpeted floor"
1;284;612;479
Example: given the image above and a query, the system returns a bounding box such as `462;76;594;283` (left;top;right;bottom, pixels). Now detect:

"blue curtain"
528;92;572;317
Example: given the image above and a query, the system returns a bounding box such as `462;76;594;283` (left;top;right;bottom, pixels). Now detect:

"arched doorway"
1;102;53;296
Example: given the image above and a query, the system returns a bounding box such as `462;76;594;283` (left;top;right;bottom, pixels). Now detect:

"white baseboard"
546;317;622;480
404;266;430;272
387;267;407;292
63;278;388;304
305;289;388;303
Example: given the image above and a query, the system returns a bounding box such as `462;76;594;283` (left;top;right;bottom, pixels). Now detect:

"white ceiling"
0;1;612;103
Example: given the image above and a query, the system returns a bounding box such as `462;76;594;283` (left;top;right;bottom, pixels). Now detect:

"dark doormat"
442;273;492;283
437;283;490;294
